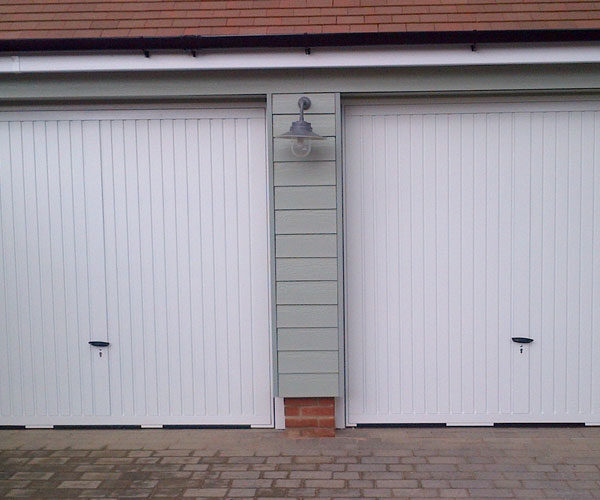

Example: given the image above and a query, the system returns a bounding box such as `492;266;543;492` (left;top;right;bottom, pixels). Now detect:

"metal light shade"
278;119;324;140
276;97;324;158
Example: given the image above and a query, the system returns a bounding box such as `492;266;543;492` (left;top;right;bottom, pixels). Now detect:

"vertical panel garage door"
345;99;600;425
0;106;272;426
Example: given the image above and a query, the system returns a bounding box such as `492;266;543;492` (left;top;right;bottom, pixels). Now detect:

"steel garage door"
0;106;272;426
345;99;600;425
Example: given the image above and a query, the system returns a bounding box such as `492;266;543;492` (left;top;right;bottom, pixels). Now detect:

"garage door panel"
0;122;24;417
594;113;600;419
0;107;272;426
580;112;596;416
345;101;600;424
435;114;451;416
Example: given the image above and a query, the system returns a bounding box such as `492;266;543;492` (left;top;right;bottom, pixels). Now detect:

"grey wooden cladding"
278;328;338;350
278;351;338;374
279;374;339;397
277;281;337;304
272;93;336;114
274;162;336;186
276;258;337;281
276;234;337;257
273;114;336;137
275;210;336;234
272;92;340;397
274;137;336;162
277;305;338;328
275;186;336;210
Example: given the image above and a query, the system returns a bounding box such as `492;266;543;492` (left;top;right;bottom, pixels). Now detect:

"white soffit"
1;43;600;73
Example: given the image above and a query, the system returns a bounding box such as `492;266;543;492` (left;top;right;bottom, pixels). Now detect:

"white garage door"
0;106;272;426
345;99;600;425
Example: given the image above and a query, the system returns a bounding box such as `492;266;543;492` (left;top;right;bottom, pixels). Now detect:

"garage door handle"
511;337;533;344
89;341;110;347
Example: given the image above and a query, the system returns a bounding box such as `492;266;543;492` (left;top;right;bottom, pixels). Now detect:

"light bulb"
291;138;311;158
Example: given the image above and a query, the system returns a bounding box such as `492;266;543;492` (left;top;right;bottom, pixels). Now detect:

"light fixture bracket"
275;96;325;157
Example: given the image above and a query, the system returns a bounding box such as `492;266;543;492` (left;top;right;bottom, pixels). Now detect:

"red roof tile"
0;0;599;39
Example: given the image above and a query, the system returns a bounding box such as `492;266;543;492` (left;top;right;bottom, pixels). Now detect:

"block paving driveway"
0;427;599;499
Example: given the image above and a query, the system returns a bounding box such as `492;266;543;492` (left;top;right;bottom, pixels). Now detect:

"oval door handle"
511;337;533;344
89;341;110;348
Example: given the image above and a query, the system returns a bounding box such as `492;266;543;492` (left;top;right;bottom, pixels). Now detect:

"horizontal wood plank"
278;351;339;374
277;281;337;304
275;186;336;210
275;210;336;234
276;258;337;281
276;234;337;257
277;305;338;327
272;93;336;115
274;161;336;187
279;373;339;397
277;328;339;351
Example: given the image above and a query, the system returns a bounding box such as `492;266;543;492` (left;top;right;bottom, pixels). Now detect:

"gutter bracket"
143;49;150;58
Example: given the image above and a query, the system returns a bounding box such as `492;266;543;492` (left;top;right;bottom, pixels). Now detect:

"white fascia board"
1;43;600;74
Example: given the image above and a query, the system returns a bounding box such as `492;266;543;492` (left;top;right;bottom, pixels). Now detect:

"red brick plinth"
284;397;335;437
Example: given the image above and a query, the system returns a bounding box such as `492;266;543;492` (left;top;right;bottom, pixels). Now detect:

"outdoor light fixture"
276;96;324;158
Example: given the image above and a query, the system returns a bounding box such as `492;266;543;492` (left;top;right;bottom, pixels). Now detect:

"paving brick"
392;488;439;497
182;464;210;471
108;488;153;498
319;463;345;471
469;488;515;497
320;488;361;496
388;464;415;472
160;456;200;464
58;480;102;488
415;464;458;472
376;479;419;488
450;479;494;488
0;427;598;500
305;479;345;487
80;472;122;480
10;472;53;480
428;456;466;464
440;488;469;497
152;488;185;497
130;480;158;488
512;489;546;498
347;464;387;471
267;456;293;464
295;455;333;463
290;471;332;479
231;479;273;488
228;488;258;496
183;488;228;497
286;487;317;496
274;479;301;487
5;490;38;498
348;479;373;487
220;471;261;479
362;488;392;496
263;471;288;478
333;472;360;479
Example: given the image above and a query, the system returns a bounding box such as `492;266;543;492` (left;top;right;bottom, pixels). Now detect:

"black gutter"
0;29;599;53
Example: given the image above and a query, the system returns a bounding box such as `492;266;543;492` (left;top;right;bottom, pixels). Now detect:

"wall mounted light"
276;96;324;158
